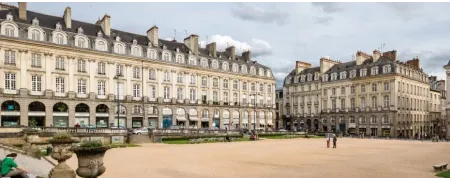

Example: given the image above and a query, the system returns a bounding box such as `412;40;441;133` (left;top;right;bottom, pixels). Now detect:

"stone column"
68;57;75;93
108;62;115;96
19;49;28;90
44;53;53;91
126;64;132;97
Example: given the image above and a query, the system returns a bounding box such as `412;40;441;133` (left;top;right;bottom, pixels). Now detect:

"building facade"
284;49;434;137
275;89;284;129
0;3;276;129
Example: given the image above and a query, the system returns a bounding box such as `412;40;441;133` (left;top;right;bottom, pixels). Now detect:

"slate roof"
0;7;271;71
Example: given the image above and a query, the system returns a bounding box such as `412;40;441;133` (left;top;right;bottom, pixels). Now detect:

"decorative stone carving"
21;129;42;159
72;146;110;178
97;31;103;38
55;22;62;30
6;12;13;21
48;138;79;178
32;17;39;26
77;27;84;34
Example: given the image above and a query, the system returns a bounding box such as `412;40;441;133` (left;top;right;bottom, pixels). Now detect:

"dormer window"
163;52;170;61
201;59;208;68
114;43;125;54
163;45;167;50
77;27;84;34
176;55;184;63
383;65;391;74
241;65;247;74
314;72;319;80
323;74;329;82
250;66;256;75
6;12;13;21
176;47;180;52
55;22;62;30
331;73;338;81
148;49;156;59
360;68;367;77
232;64;238;73
371;66;379;75
340;71;347;80
267;70;272;78
222;62;229;71
349;70;356;78
189;57;196;65
132;47;140;57
300;75;305;82
212;60;219;69
258;68;264;76
32;17;39;26
31;29;40;41
116;36;121;41
307;74;312;81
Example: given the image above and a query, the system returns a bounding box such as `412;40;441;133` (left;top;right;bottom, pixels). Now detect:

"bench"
433;163;448;172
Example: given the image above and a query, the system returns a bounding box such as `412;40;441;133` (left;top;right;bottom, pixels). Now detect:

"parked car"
111;126;126;129
132;127;149;135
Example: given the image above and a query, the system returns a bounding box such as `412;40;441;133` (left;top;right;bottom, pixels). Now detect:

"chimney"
96;14;111;36
225;46;235;60
356;51;371;66
296;61;312;74
18;2;26;21
205;42;216;57
382;50;397;61
320;56;340;74
373;49;381;62
63;7;72;29
184;34;199;55
242;50;251;62
147;26;158;47
406;58;420;70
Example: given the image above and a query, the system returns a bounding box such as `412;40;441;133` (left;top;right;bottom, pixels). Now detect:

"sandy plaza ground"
64;138;450;178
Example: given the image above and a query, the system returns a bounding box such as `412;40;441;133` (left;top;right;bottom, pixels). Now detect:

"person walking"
326;134;330;148
333;135;337;148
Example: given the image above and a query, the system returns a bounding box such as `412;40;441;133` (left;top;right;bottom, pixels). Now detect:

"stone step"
0;144;54;178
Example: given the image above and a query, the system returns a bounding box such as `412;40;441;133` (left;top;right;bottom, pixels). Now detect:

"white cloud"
200;35;272;57
231;3;290;25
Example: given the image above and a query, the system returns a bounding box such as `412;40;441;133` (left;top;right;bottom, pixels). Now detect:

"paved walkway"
66;138;450;178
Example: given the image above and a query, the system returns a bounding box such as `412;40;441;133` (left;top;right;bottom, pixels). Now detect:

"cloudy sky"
12;2;450;87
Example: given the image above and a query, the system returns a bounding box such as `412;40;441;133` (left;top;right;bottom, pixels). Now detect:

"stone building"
0;3;276;129
284;49;433;137
275;88;284;129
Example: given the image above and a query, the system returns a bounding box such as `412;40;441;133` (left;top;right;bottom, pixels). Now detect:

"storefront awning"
177;116;187;121
189;117;198;121
201;118;209;122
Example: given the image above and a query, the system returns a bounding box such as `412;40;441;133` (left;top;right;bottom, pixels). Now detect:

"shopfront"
176;108;187;127
162;107;173;129
188;109;198;128
1;101;20;127
213;110;220;129
95;104;109;128
53;102;69;127
223;110;230;130
75;103;90;127
232;111;240;130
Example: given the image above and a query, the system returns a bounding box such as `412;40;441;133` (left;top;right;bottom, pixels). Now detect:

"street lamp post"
114;75;123;129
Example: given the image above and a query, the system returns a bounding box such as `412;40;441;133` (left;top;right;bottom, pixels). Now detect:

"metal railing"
0;126;127;134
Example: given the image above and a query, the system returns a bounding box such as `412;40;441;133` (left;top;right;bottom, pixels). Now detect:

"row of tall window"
324;82;390;96
322;65;392;82
322;116;390;125
322;95;390;110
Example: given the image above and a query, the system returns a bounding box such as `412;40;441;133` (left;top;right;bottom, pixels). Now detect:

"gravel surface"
65;138;450;178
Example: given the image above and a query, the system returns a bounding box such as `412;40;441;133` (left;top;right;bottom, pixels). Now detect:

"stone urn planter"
48;133;79;178
71;141;111;178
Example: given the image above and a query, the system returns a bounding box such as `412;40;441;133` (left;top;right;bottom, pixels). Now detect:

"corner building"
0;3;276;129
284;49;432;137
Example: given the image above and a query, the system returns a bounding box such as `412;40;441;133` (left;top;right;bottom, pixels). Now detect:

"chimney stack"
205;42;216;57
242;50;251;62
18;2;26;21
63;7;72;29
147;26;159;47
356;51;371;66
373;49;381;62
96;14;111;36
382;50;397;61
184;34;199;55
225;46;235;60
296;61;312;74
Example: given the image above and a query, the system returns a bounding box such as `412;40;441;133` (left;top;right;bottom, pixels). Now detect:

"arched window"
202;109;209;118
382;115;390;124
115;44;125;54
212;61;219;69
115;105;127;114
232;64;239;73
132;47;140;56
149;69;156;80
201;59;208;68
132;105;143;114
250;66;256;75
370;116;377;124
148;50;156;59
163;52;170;61
176;55;184;63
56;34;64;45
5;25;15;37
359;116;366;124
31;29;40;41
77;38;86;48
349;116;355;123
241;65;247;74
97;41;106;51
189;57;196;65
222;62;229;71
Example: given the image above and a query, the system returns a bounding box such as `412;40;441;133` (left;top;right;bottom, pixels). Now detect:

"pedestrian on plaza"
326;134;330;148
333;135;337;148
